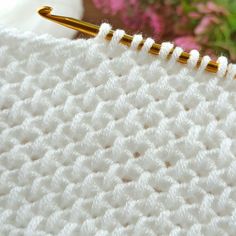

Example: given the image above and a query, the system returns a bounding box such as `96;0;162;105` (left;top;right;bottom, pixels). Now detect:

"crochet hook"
38;6;231;78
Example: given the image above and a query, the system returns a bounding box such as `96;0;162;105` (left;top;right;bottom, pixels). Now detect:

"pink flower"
188;12;201;19
142;8;164;38
174;36;200;51
207;2;222;12
93;0;125;14
196;2;228;15
195;16;220;35
176;6;183;15
110;0;125;13
129;0;139;5
121;13;143;30
120;1;142;30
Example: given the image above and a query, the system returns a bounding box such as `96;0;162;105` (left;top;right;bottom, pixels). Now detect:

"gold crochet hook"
38;6;228;77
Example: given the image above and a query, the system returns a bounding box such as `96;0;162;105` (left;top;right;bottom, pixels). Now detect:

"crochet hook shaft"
38;6;225;77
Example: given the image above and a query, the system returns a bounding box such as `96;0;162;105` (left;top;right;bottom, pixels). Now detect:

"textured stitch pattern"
0;24;236;236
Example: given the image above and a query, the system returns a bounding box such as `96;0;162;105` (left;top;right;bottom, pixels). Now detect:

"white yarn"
188;49;200;69
0;23;236;236
97;23;112;39
110;29;125;46
197;55;211;75
159;42;174;60
227;64;236;80
141;38;154;53
217;56;228;78
167;46;183;68
130;34;143;50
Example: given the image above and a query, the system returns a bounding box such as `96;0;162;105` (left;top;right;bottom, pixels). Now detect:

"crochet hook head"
38;6;99;36
38;6;223;77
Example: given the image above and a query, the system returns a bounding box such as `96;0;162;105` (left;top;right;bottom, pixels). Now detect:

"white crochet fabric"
0;23;236;236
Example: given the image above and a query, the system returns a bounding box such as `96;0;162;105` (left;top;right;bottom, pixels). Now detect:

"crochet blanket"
0;24;236;236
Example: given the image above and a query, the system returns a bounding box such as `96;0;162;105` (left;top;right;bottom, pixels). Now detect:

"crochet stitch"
0;23;236;235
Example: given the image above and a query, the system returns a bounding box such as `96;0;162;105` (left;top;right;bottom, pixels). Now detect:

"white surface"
0;24;236;235
0;0;83;38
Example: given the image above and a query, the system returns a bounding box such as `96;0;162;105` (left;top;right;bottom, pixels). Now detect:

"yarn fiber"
0;24;236;235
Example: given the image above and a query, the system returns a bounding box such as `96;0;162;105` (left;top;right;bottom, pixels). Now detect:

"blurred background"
1;0;236;62
84;0;236;62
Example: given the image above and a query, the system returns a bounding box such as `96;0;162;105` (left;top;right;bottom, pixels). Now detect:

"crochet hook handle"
38;6;232;78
